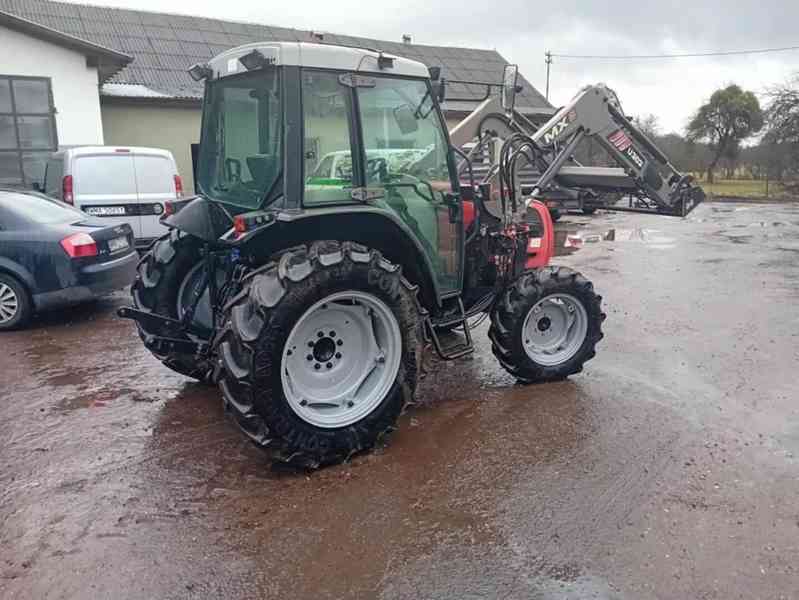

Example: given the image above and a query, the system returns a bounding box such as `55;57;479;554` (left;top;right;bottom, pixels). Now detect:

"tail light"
174;174;183;198
60;232;97;258
62;175;73;205
233;215;247;237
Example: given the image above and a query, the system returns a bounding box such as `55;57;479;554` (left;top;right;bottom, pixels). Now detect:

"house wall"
101;102;201;194
0;24;104;145
100;102;465;196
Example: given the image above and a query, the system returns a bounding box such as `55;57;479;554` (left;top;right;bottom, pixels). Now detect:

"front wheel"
218;241;422;468
489;266;605;382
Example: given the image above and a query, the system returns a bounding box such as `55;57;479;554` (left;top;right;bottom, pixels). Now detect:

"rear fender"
161;196;234;243
0;257;35;292
526;200;554;268
239;209;441;309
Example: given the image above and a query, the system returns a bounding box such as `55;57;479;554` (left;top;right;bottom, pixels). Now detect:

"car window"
74;155;136;195
44;158;63;199
0;191;83;226
134;154;174;194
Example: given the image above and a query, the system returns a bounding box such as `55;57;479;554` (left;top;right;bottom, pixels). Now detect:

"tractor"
120;42;703;468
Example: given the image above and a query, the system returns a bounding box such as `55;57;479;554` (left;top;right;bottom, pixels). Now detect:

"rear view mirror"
501;64;519;114
432;81;446;103
394;104;419;134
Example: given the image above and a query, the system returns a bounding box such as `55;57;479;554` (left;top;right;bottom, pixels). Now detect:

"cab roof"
207;41;430;80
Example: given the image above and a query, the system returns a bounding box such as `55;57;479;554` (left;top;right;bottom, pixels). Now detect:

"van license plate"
86;206;126;216
108;237;129;253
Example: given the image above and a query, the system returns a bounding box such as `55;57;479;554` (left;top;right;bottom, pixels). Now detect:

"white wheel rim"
522;293;588;366
0;283;19;324
281;291;402;429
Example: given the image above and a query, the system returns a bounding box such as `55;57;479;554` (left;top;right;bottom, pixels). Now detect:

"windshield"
197;70;282;209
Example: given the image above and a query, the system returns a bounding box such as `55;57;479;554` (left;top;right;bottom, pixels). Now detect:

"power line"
550;45;799;60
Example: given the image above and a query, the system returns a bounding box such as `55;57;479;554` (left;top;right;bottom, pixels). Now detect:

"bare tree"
632;114;661;139
764;74;799;179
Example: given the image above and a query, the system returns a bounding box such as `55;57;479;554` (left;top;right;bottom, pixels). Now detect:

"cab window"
302;71;356;205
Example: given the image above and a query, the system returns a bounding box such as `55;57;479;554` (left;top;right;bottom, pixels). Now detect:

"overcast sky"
66;0;798;134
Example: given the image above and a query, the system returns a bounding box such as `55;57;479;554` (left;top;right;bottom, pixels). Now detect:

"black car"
0;189;138;330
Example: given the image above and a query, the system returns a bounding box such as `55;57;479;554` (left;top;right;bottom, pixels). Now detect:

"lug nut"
306;354;313;361
314;363;321;370
329;331;336;337
317;331;324;338
376;355;385;364
336;340;343;346
335;352;341;359
308;341;314;347
287;349;292;356
347;401;354;407
300;399;307;406
326;362;332;369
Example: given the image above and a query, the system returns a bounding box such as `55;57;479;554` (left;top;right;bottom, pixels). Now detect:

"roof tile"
0;0;549;108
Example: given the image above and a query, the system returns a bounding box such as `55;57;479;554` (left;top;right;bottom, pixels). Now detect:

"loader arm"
449;82;704;217
528;84;704;216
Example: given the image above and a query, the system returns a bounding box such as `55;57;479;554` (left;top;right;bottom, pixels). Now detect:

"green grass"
694;178;786;198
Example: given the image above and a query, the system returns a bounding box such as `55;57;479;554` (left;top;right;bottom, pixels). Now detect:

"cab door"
356;77;462;295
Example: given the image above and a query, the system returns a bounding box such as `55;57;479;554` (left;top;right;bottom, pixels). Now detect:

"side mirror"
393;104;419;134
428;66;445;103
432;81;446;103
501;64;519;114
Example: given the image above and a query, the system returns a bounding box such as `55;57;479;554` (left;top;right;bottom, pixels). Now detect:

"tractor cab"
189;42;465;297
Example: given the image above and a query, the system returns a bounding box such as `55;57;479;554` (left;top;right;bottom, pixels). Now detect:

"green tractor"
121;42;701;468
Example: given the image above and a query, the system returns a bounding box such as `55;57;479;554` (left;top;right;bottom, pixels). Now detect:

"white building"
0;10;130;187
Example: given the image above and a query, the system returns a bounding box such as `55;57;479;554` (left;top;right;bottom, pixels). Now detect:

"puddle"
552;225;676;254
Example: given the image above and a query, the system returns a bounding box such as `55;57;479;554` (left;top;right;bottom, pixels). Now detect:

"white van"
41;146;183;250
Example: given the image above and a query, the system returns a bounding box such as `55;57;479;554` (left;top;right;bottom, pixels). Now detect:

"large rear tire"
131;230;214;382
218;241;422;468
489;266;605;382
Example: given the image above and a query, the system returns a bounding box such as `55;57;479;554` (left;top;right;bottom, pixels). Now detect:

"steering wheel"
366;157;388;183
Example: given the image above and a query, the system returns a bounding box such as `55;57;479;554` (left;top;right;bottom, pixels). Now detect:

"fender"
162;196;235;243
0;256;35;291
240;205;444;308
526;200;555;269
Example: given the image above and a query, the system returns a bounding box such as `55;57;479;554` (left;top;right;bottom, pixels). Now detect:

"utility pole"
545;51;552;101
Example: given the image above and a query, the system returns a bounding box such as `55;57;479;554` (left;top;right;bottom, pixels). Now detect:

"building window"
0;76;58;188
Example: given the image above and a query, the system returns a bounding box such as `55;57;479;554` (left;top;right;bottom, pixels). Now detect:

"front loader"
119;42;703;468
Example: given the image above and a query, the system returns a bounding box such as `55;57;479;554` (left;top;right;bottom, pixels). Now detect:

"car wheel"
0;273;32;331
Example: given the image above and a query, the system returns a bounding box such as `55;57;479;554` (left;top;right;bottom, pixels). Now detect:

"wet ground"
2;202;799;599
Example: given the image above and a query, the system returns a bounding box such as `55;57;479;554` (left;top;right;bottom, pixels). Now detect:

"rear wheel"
0;274;31;331
218;241;422;468
489;266;605;382
131;230;214;381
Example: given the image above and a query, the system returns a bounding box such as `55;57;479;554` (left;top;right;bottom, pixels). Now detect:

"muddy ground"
1;202;798;599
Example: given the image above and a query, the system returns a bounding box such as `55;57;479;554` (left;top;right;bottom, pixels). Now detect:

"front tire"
218;241;422;468
489;266;604;382
131;230;214;381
